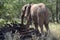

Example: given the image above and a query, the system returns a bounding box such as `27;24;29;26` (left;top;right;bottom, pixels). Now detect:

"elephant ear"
21;4;30;17
21;5;27;13
25;4;31;17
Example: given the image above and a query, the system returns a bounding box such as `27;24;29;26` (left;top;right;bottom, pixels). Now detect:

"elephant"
21;3;50;37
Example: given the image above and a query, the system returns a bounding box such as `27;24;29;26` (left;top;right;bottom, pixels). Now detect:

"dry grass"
49;22;60;40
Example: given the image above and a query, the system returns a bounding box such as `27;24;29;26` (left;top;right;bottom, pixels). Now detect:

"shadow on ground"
0;23;60;40
0;29;59;40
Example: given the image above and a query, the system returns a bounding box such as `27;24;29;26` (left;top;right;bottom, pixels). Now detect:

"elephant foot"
34;30;40;36
46;30;50;37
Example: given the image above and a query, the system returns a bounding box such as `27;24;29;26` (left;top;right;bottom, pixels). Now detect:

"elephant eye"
25;6;27;10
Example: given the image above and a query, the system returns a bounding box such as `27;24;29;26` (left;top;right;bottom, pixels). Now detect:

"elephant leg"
38;17;44;37
39;23;44;37
34;21;39;33
44;21;50;37
32;16;39;35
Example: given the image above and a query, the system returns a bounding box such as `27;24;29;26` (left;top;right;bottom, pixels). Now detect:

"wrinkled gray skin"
30;3;50;36
21;3;50;36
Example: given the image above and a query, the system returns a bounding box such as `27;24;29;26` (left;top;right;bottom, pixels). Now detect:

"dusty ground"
49;22;60;40
29;22;60;40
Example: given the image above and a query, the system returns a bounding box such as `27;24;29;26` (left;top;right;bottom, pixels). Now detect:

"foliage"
0;0;59;26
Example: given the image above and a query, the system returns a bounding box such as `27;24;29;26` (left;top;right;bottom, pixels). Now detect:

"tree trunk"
56;0;59;23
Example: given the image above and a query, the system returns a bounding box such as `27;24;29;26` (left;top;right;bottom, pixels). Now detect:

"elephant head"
21;3;32;24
